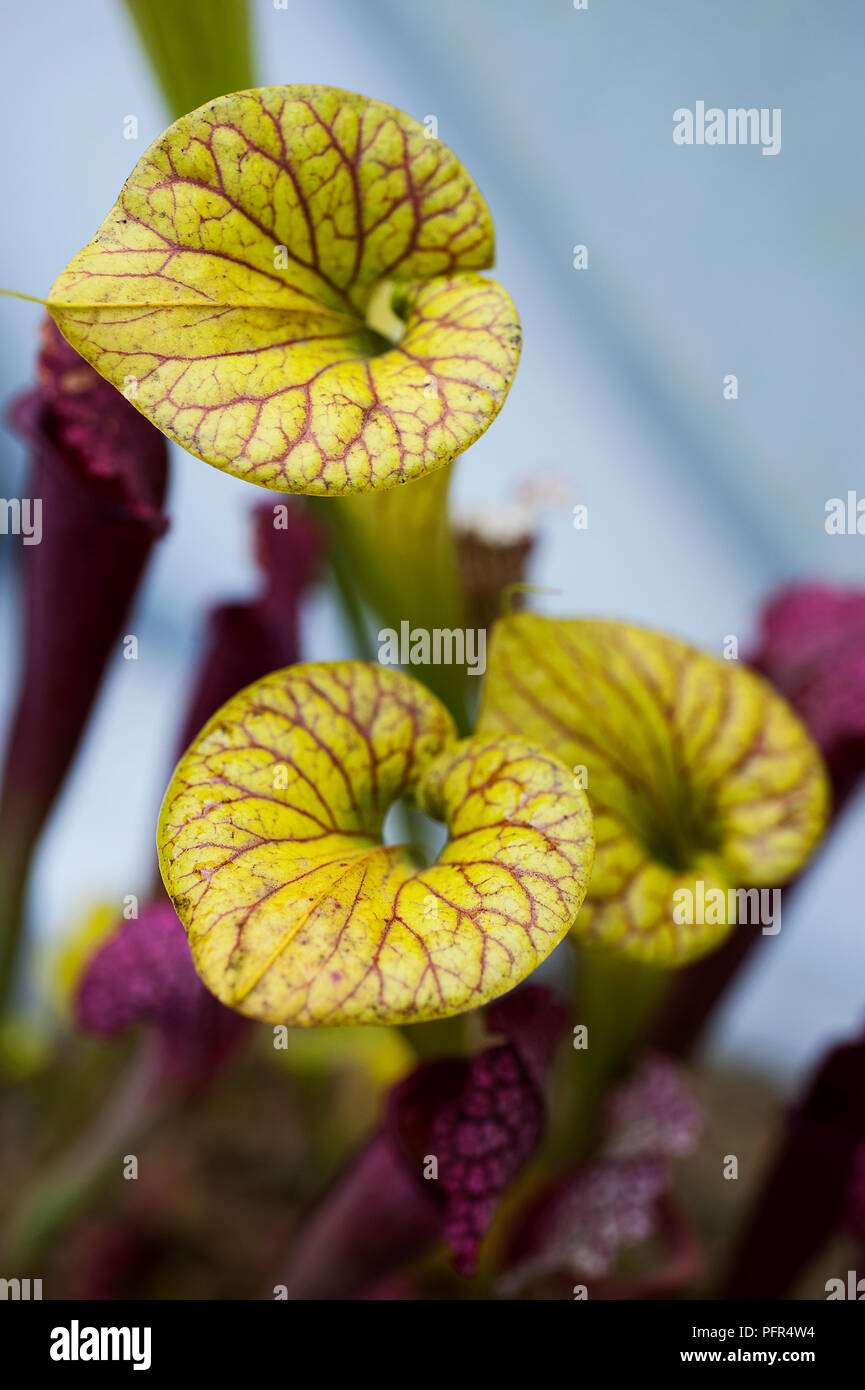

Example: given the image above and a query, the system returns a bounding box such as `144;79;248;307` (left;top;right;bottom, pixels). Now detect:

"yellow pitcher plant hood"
477;615;830;966
47;86;521;495
157;663;593;1025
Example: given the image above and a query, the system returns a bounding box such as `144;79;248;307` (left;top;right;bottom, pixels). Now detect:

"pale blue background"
0;0;863;1084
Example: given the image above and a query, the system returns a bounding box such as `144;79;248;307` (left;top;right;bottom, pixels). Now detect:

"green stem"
316;510;375;662
311;482;472;733
402;1013;470;1060
0;862;29;1017
0;809;41;1017
1;1040;164;1269
569;948;671;1156
121;0;255;120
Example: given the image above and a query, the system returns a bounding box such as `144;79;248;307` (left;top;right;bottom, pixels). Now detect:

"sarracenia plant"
37;84;522;726
157;662;595;1025
477;613;829;1125
0;84;516;1011
46;86;520;496
154;618;827;1031
0;60;839;1297
32;86;826;1031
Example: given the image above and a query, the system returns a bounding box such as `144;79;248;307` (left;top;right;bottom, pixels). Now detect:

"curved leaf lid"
48;86;521;495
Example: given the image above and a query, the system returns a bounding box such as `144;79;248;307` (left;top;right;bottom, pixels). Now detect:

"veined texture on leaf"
157;663;593;1025
477;615;829;967
47;85;520;495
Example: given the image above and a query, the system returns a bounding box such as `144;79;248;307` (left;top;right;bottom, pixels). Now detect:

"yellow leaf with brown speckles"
477;615;829;966
157;663;593;1025
47;86;520;495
